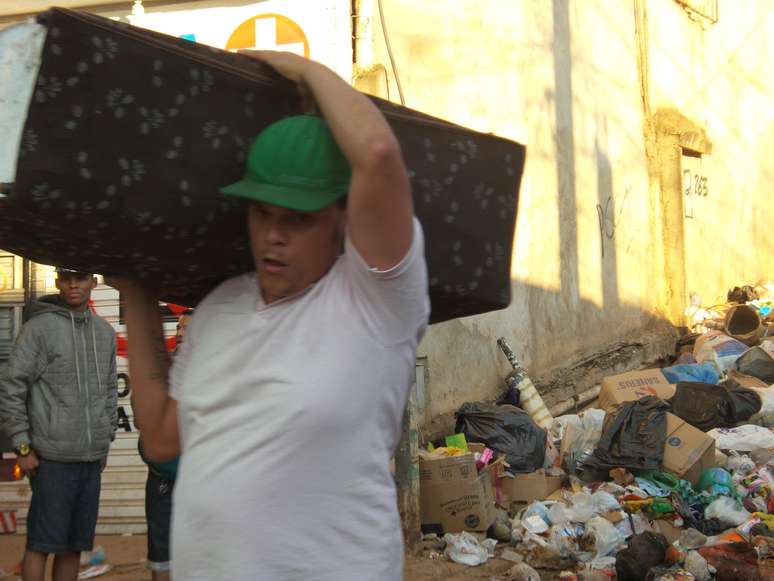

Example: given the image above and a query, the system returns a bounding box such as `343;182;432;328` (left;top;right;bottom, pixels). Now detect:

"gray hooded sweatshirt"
0;294;117;462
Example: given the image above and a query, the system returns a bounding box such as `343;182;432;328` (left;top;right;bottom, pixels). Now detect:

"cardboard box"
419;452;496;533
662;412;716;485
597;369;676;412
499;471;563;504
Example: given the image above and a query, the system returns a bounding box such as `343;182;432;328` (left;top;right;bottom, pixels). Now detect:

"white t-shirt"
169;218;429;580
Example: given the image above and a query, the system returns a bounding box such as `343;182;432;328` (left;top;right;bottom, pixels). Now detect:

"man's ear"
54;278;63;292
90;277;98;289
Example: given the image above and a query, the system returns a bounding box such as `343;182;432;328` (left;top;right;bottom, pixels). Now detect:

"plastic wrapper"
662;362;720;385
615;512;651;538
565;492;595;523
724;451;757;479
522;501;551;525
523;515;549;534
703;496;750;527
549;523;587;560
455;403;546;473
560;408;606;474
591;490;621;514
584;516;626;560
548;502;571;525
708;424;774;452
443;532;494;566
693;331;748;373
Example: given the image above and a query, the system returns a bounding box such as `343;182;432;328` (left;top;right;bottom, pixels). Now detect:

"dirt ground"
0;534;533;580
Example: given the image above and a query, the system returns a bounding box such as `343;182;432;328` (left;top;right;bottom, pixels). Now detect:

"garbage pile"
418;281;774;580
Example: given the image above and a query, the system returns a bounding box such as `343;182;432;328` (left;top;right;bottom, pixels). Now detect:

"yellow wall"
366;0;774;420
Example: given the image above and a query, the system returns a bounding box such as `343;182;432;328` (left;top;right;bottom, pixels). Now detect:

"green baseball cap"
220;115;351;211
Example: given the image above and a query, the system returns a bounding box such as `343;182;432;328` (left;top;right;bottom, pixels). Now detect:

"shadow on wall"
521;0;627;370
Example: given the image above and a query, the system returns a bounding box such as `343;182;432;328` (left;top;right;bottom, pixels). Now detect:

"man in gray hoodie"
0;268;117;581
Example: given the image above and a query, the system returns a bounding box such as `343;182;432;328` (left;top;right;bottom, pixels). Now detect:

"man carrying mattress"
112;50;429;580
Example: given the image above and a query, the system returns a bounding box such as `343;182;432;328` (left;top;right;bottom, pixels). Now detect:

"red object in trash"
699;542;774;580
0;510;17;534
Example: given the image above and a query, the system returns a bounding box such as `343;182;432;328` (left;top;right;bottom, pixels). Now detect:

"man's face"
55;273;97;311
248;201;345;304
175;315;190;347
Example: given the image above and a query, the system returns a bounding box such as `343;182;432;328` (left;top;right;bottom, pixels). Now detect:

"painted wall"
646;0;774;307
365;0;774;422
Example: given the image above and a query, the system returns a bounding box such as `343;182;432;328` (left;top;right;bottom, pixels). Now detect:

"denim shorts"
145;470;174;570
26;458;102;554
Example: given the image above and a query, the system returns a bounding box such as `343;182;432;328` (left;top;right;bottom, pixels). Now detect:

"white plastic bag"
591;491;621;514
548;501;571;525
548;523;585;560
585;516;627;559
443;531;491;566
564;492;595;523
704;496;750;527
560;409;605;473
694;331;747;373
708;424;774;452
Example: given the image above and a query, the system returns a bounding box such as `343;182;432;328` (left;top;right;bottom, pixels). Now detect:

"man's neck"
60;297;88;313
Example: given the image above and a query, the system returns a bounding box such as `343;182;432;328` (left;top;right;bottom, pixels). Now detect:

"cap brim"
220;180;345;212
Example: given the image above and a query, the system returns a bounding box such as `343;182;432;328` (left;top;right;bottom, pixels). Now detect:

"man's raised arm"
243;50;414;270
108;279;180;461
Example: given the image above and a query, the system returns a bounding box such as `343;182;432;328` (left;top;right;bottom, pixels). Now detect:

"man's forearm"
122;287;174;445
300;62;402;172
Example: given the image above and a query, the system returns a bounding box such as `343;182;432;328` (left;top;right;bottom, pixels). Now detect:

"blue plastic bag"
662;362;720;385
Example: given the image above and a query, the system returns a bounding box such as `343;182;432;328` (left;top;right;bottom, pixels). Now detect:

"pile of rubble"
418;281;774;580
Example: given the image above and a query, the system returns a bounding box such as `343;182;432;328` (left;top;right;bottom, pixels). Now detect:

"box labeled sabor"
420;453;495;533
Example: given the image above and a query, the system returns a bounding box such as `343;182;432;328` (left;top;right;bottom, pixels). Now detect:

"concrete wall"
646;0;774;307
363;0;774;427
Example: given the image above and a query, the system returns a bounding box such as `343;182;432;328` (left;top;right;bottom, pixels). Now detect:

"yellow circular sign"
226;13;310;57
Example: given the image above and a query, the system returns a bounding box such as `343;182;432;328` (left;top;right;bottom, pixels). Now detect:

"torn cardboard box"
499;471;563;504
597;369;676;412
419;453;496;534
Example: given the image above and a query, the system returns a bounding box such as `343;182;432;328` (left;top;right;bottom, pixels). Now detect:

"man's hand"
238;49;310;84
103;276;148;295
18;450;39;478
239;50;317;112
100;456;108;472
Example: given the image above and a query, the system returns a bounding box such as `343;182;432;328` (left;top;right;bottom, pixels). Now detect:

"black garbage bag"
584;396;669;472
669;380;762;432
454;402;546;474
616;531;669;581
735;346;774;385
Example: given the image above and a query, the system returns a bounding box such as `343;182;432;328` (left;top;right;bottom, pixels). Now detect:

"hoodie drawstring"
69;312;82;396
91;321;102;393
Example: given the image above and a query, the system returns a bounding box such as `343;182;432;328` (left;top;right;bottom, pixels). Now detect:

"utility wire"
376;0;405;105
